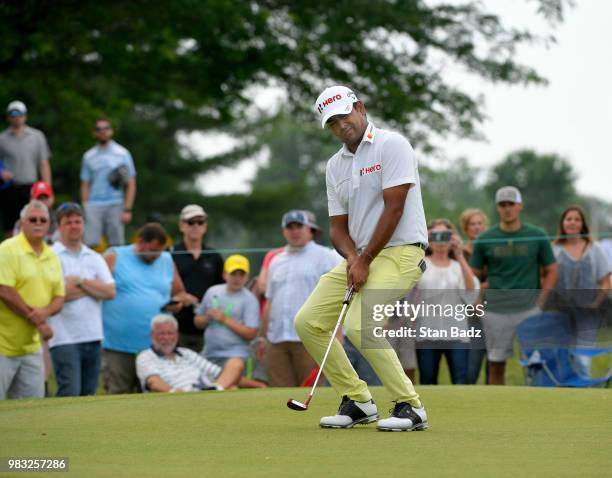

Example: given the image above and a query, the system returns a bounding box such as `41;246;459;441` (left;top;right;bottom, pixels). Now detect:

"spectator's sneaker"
319;395;378;429
377;402;428;432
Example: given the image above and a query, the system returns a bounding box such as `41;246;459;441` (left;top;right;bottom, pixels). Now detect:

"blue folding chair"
517;312;612;387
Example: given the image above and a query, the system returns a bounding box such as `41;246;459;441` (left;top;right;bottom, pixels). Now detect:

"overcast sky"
195;1;612;203
448;0;612;202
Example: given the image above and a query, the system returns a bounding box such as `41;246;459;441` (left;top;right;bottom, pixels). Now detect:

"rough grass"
1;386;610;478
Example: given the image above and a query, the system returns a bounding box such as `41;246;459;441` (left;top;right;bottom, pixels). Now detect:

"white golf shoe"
320;396;379;429
377;402;428;432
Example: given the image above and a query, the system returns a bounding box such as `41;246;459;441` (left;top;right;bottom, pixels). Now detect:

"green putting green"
1;386;610;477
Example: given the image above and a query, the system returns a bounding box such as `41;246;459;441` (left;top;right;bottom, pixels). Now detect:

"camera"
429;230;452;243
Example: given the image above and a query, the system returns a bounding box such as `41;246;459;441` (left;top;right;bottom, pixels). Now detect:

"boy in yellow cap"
194;255;263;387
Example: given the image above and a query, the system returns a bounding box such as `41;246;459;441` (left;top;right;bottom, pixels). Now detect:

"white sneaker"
377;402;428;432
320;396;379;429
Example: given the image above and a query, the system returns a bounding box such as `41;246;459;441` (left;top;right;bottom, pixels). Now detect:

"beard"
152;340;176;356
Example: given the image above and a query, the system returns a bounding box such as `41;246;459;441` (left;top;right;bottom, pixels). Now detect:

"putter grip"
343;286;354;305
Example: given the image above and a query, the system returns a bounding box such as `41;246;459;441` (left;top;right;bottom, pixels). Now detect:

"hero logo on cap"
317;94;341;114
314;86;359;128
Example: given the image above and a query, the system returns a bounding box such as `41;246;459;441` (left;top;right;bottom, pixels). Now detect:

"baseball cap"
56;202;84;221
30;181;54;199
302;210;320;231
314;85;359;128
7;100;27;117
180;204;208;222
281;209;320;230
224;255;250;274
495;186;522;204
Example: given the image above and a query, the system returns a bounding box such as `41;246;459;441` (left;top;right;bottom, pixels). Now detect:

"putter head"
287;398;308;411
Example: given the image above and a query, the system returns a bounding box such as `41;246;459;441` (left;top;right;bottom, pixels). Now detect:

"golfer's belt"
356;245;427;273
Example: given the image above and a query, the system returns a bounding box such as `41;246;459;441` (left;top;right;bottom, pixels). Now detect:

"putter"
287;286;355;411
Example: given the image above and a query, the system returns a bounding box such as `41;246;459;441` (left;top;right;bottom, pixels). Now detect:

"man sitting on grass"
136;314;242;392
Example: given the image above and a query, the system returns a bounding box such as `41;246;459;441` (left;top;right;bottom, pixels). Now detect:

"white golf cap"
7;100;27;115
180;204;208;221
495;186;522;204
314;85;359;128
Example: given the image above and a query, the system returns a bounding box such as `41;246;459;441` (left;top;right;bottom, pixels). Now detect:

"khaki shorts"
482;307;540;362
387;332;417;370
84;204;125;247
0;349;44;400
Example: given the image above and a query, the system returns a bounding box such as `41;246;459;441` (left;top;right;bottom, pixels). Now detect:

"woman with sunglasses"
414;219;479;384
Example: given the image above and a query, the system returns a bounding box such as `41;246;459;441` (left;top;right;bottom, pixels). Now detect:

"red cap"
30;181;54;199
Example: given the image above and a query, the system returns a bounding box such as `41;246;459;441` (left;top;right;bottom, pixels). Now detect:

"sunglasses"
95;126;111;132
185;218;206;226
28;217;49;224
57;202;82;213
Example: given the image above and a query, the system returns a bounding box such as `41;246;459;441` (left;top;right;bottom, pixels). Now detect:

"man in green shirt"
470;186;557;384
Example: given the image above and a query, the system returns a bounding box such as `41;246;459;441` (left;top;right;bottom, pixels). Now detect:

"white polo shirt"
265;241;342;344
326;122;427;250
48;242;115;348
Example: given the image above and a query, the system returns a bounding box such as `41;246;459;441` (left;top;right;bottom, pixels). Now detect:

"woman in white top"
552;206;610;377
415;219;479;384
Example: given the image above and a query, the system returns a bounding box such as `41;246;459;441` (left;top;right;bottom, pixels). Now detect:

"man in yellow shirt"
0;200;64;399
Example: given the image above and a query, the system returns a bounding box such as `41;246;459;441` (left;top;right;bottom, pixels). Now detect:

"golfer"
294;86;429;431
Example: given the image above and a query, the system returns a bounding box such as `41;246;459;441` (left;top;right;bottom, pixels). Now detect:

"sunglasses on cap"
57;202;82;212
56;202;84;220
28;217;49;224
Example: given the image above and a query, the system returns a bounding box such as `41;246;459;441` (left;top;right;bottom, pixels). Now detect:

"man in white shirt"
136;314;240;392
258;210;341;386
294;85;429;431
49;202;116;396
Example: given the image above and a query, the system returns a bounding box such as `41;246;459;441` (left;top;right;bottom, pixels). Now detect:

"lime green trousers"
294;244;424;406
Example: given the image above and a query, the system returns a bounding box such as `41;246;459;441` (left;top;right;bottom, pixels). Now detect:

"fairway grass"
1;386;610;478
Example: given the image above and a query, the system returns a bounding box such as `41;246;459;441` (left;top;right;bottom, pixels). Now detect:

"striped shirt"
136;347;221;392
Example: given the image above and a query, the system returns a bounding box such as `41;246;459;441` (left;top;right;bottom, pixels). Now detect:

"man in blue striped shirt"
136;315;241;392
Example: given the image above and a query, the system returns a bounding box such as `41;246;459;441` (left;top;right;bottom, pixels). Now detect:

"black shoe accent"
320;396;378;429
390;402;423;425
337;395;369;421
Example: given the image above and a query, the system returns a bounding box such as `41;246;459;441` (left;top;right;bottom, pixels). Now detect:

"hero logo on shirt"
317;94;342;113
360;164;382;176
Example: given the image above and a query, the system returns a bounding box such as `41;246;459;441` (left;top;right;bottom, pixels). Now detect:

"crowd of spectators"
1;100;611;399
